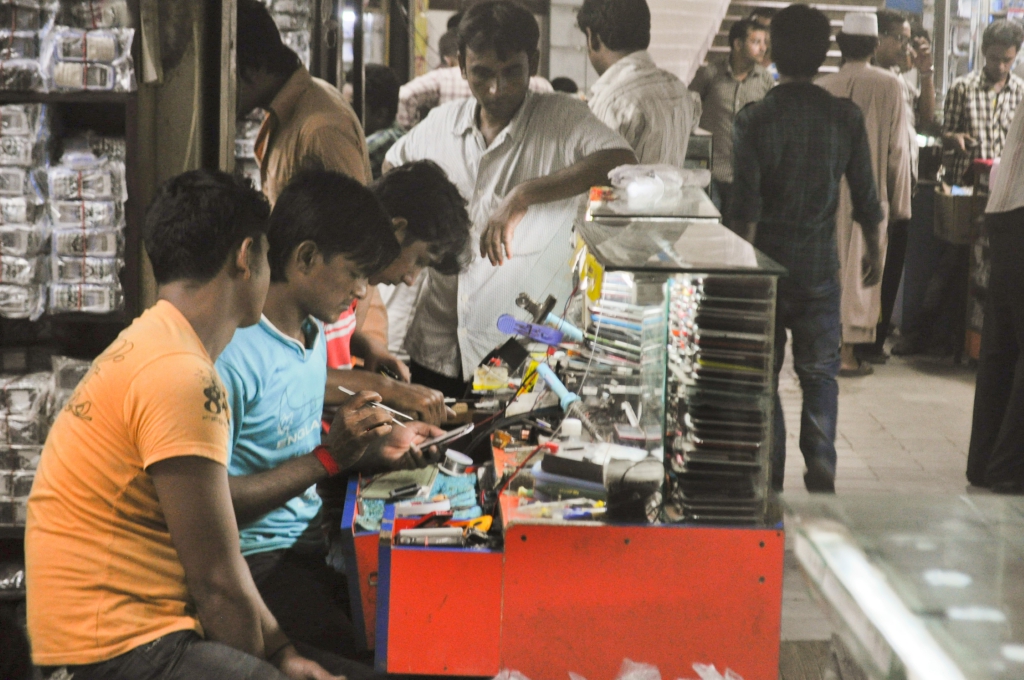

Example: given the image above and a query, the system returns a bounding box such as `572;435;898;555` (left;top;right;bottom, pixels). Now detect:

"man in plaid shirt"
943;19;1024;186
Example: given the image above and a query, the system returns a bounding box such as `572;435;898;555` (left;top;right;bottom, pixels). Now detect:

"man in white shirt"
967;103;1024;492
383;0;636;395
576;0;699;166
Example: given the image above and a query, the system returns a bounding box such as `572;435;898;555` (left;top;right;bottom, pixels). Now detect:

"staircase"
706;0;886;74
647;0;734;82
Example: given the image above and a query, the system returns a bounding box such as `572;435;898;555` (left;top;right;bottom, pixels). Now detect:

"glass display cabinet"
573;186;787;525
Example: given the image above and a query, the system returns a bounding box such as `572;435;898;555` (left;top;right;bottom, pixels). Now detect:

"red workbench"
340;448;785;680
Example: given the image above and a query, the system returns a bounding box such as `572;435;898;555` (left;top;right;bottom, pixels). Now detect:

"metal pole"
350;0;365;125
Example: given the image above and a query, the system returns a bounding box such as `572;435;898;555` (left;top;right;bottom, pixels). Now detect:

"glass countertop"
786;494;1024;680
587;186;722;221
576;218;787;276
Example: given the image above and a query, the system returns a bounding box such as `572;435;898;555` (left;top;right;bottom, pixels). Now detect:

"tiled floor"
776;349;980;643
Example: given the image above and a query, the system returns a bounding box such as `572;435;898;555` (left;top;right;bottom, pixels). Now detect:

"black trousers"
967;207;1024;487
873;219;910;352
245;548;359;660
409;360;469;399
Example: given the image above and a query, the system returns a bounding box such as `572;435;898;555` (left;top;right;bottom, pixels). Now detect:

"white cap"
842;12;878;37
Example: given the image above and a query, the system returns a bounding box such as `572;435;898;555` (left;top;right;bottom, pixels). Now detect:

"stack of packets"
0;354;90;525
46;137;126;314
0;103;49;319
355;458;483;533
0;0;57;91
43;0;135;92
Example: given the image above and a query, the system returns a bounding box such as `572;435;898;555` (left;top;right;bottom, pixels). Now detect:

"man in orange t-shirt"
26;170;390;680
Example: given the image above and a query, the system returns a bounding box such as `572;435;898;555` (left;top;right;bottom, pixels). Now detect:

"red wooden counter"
340;449;785;680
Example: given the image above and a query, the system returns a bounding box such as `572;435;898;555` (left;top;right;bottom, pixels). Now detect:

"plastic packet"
0;283;44;319
0;224;47;256
0;58;43;91
615;660;661;680
49;200;121;229
62;130;124;162
52;255;121;284
0;102;44;137
52;226;122;256
11;469;32;496
51;354;91;390
492;671;533;680
0;559;25;590
48;281;123;313
608;164;711;191
0;134;38;165
1;195;43;223
270;12;309;31
0;254;44;285
270;0;312;16
0;1;43;31
0;415;41;445
0;167;29;195
46;26;135;92
53;27;131;62
62;0;131;29
281;29;310;66
0;30;40;59
0;445;41;469
235;136;256;159
48;160;126;201
0;371;51;415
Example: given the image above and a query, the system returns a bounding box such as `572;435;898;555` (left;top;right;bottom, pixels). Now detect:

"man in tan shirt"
237;0;453;424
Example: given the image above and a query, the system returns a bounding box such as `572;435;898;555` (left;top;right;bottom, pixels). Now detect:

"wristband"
313;445;340;477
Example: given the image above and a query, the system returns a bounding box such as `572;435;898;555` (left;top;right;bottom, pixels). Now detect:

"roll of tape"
439;450;472;476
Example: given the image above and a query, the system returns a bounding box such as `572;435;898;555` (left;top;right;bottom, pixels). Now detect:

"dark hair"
551;76;579;93
876;8;908;38
364;64;400;123
439;30;460;60
372;161;472;276
447;12;463;31
911;23;931;42
982;19;1024;53
836;32;879;61
771;4;831;78
144;170;269;285
237;0;302;79
268;170;400;283
576;0;651;53
729;18;765;50
458;1;540;61
748;7;775;23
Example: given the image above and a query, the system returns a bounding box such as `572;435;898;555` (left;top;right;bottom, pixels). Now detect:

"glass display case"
571;188;786;525
787;494;1024;680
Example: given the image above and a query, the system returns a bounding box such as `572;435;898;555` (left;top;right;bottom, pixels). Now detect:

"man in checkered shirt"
942;19;1024;186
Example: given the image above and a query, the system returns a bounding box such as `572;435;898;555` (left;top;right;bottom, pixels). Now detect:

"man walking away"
731;5;884;493
578;0;699;166
689;18;773;220
818;12;912;377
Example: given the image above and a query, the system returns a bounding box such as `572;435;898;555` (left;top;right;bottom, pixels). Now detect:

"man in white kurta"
817;13;912;375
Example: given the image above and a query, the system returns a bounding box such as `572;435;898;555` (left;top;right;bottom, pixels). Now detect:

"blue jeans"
771;278;841;491
52;630;381;680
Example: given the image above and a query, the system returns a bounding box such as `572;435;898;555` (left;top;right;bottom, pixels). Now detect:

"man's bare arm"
228;391;392;523
150;456;268;656
480;148;638;265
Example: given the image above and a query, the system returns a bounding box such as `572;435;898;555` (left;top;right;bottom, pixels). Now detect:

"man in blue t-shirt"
216;170;444;658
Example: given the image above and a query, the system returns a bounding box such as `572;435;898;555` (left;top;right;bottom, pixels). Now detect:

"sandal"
838;360;874;377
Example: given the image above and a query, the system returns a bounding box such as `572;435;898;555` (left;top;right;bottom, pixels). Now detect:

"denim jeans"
771;278;842;491
53;630;380;680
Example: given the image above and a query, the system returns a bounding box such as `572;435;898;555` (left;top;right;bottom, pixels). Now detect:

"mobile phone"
417;423;475;450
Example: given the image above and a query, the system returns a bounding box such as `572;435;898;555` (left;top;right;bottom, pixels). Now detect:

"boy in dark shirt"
731;4;884;493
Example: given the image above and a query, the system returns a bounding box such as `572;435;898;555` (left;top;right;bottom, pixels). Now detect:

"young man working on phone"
26;170;368;679
324;161;472;426
216;170;445;659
